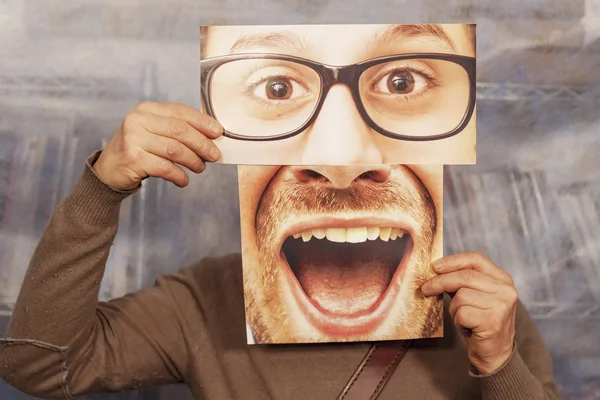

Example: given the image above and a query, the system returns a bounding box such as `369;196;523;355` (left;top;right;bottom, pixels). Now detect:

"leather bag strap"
336;341;412;400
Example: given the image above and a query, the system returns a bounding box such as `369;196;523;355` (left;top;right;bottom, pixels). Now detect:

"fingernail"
210;123;223;136
210;146;221;161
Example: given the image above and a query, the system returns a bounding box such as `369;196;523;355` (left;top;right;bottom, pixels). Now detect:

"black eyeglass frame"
200;53;476;142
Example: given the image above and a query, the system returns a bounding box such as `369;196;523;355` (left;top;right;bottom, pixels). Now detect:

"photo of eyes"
238;164;443;344
200;24;477;165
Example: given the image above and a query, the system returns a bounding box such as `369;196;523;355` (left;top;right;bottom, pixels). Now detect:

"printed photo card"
237;164;444;344
201;24;476;165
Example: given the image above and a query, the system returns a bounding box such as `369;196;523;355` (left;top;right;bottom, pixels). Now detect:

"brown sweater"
0;156;561;400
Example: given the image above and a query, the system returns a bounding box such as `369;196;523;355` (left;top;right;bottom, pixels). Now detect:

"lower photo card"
237;164;444;344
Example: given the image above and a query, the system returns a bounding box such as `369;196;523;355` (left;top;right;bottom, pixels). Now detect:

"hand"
94;102;223;191
421;252;518;375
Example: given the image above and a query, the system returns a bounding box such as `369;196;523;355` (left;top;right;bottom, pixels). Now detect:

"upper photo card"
200;24;477;165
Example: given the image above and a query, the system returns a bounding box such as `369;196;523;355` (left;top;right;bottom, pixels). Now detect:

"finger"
140;114;221;162
448;288;497;321
453;305;486;332
140;134;206;174
431;252;512;284
421;269;497;296
136;102;223;139
137;152;189;187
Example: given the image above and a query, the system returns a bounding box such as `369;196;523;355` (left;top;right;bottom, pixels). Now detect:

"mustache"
255;175;437;249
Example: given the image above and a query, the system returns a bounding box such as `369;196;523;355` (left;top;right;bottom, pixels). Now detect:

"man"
0;102;559;399
201;24;477;165
239;163;445;344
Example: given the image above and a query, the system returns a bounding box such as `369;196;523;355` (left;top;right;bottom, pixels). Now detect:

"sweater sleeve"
472;301;561;400
0;153;190;399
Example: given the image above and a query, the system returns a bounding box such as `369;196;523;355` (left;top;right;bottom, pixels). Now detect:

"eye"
387;71;414;94
252;75;309;101
373;69;431;96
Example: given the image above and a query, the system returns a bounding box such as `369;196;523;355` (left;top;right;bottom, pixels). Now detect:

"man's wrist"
469;343;548;400
61;150;138;228
470;342;516;377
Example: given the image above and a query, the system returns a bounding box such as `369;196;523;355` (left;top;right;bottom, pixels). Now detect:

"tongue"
286;240;400;316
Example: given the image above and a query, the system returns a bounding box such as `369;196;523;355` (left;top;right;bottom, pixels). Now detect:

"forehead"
203;24;474;61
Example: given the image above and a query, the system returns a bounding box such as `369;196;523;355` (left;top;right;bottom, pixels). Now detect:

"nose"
291;164;392;189
300;85;383;165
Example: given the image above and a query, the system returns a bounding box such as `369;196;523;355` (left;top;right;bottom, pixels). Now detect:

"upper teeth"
291;227;406;243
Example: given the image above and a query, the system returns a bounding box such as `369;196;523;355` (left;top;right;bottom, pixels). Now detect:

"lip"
276;212;418;338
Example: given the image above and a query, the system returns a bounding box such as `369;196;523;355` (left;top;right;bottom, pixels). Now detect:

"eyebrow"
372;24;457;51
227;24;457;55
229;30;310;54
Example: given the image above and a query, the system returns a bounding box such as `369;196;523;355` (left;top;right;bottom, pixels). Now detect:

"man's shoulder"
176;252;243;291
167;253;244;312
183;252;243;275
171;253;247;345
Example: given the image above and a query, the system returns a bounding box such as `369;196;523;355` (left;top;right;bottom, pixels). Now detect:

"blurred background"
0;0;599;398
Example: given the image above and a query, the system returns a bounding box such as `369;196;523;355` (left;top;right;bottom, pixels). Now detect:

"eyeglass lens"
209;58;470;138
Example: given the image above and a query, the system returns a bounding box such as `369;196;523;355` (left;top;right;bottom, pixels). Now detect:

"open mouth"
278;220;414;336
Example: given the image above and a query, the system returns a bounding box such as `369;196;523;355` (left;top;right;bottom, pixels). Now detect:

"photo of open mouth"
242;165;441;344
276;216;417;337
